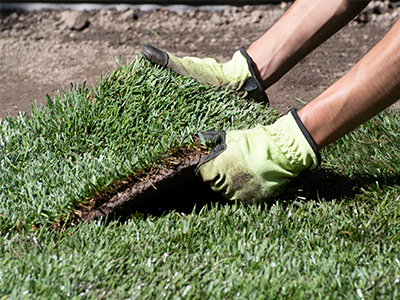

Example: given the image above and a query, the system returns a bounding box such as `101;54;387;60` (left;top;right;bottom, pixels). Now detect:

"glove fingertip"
143;45;169;67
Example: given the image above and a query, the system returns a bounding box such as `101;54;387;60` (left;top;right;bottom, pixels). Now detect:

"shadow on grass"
128;179;230;219
102;176;231;222
278;168;400;203
102;167;400;223
77;147;230;223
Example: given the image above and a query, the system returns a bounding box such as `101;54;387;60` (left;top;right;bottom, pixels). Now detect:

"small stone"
250;11;262;24
9;12;18;20
243;5;252;13
355;11;369;24
59;10;89;30
187;9;197;19
210;13;227;26
118;9;137;22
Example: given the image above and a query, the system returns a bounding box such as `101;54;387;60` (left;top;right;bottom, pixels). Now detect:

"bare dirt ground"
1;1;400;119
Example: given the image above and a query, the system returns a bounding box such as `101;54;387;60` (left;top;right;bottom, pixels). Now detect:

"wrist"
289;108;321;166
268;109;321;171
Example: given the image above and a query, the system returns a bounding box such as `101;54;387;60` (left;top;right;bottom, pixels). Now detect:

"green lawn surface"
1;57;399;299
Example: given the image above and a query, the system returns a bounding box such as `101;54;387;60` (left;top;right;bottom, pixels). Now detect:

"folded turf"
0;56;274;232
75;145;229;222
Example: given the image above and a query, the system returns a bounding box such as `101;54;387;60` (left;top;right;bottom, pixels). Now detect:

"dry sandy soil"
1;1;400;119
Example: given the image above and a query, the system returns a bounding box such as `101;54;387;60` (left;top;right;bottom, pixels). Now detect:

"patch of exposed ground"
1;1;400;118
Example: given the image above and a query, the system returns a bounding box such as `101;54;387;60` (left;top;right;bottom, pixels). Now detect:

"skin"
246;0;400;149
142;0;400;200
298;19;400;149
247;0;369;89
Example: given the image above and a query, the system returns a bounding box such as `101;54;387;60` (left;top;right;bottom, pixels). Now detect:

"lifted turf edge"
72;146;226;222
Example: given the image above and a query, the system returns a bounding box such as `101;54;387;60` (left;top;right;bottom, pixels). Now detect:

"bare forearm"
298;19;400;149
247;0;369;89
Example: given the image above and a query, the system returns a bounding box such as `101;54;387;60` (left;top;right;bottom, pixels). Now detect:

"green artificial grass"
1;56;399;299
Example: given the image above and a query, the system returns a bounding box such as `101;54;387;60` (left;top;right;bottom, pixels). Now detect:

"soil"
74;145;228;222
1;1;400;119
2;2;400;220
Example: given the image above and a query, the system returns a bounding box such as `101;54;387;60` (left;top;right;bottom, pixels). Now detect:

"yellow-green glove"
142;45;269;104
195;109;321;204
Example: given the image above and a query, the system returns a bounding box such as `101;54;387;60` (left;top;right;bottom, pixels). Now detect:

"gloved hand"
194;109;321;204
142;45;269;104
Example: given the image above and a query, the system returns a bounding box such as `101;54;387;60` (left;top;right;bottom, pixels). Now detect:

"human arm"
298;18;400;149
196;18;400;203
143;0;370;104
247;0;370;89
